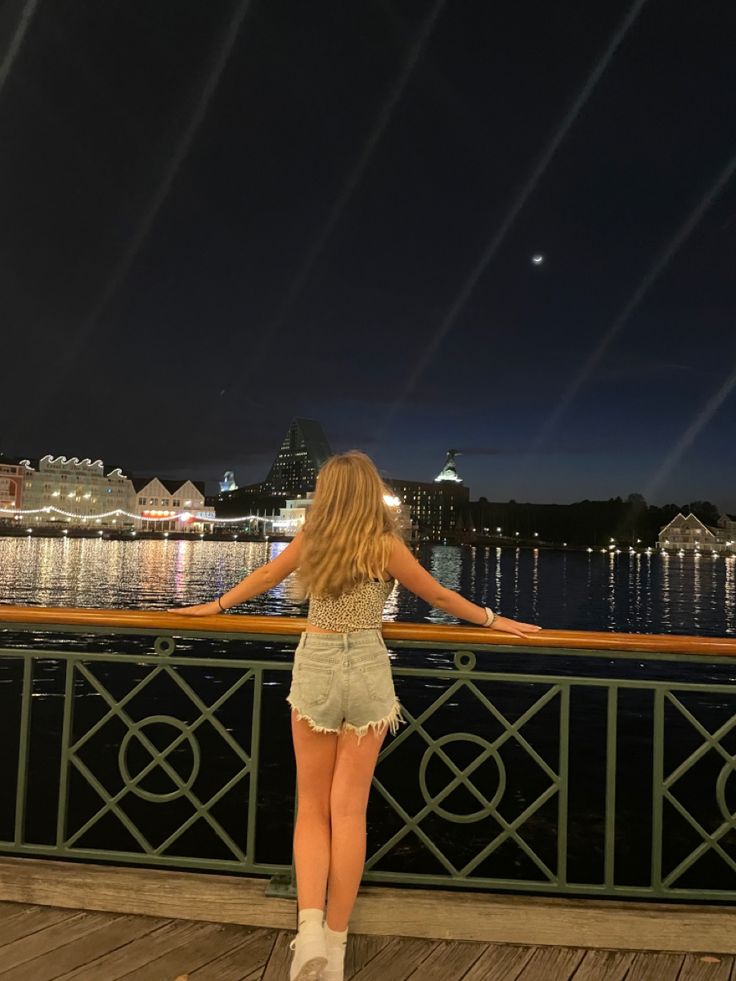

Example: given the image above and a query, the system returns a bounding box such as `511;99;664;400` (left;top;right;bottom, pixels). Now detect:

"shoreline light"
0;505;264;525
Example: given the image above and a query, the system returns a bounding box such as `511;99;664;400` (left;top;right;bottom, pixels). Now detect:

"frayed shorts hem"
287;695;405;742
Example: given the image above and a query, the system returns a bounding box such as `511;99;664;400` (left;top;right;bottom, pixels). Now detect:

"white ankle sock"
325;924;348;946
298;908;324;929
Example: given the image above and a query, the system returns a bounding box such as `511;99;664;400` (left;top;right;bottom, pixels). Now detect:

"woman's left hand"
489;615;543;638
167;601;222;616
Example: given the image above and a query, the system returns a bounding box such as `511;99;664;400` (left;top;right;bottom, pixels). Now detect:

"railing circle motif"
154;636;176;657
118;714;200;802
454;650;476;671
418;733;505;824
715;756;736;826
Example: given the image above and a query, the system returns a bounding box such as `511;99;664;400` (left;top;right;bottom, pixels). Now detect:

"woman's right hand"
488;615;543;638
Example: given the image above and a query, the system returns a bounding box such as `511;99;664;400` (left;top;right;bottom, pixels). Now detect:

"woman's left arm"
169;531;303;615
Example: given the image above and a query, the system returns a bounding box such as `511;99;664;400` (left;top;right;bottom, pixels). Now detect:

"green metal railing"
2;607;736;901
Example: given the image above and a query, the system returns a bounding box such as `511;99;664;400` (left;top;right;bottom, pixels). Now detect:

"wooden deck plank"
0;902;34;918
114;921;255;980
0;911;112;975
55;920;206;980
262;930;297;981
0;912;170;981
345;933;392;978
0;905;79;946
245;932;396;981
459;943;534;981
518;946;586;979
0;910;31;942
0;895;733;981
677;953;735;980
403;938;487;979
570;948;635;981
185;927;279;980
350;937;439;980
626;952;685;980
3;857;736;953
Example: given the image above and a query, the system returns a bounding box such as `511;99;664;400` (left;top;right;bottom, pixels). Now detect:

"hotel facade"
0;454;214;531
658;512;736;555
218;422;464;541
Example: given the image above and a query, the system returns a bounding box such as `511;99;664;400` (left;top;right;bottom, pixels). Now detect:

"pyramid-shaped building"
260;418;332;496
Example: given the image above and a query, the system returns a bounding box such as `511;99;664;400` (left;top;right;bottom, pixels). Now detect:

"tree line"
463;495;725;547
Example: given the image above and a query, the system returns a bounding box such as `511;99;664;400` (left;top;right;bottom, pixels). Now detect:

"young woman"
173;451;542;981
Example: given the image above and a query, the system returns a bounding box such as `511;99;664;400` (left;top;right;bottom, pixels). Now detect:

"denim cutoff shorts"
287;628;404;740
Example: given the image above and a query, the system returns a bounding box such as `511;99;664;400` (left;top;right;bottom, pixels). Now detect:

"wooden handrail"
0;604;735;656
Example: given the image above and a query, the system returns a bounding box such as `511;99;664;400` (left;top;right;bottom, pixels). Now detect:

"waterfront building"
0;455;32;512
263;492;412;539
389;452;470;541
717;513;736;539
218;425;461;541
658;512;734;554
216;418;332;522
216;486;286;527
266;494;315;536
131;477;215;532
260;418;332;496
4;452;214;534
19;455;132;528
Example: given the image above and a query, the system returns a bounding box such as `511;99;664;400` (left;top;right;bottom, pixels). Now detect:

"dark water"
1;536;734;635
2;538;736;894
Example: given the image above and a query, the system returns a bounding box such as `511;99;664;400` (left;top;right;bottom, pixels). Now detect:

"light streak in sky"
530;145;736;451
379;0;648;435
0;0;39;98
643;359;736;504
272;0;446;333
222;0;446;403
58;0;252;374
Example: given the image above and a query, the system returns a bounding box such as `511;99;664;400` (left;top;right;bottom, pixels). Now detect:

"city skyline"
3;428;732;515
2;2;735;508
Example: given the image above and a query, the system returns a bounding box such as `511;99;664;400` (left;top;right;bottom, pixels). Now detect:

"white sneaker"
289;924;327;981
322;928;347;981
322;941;347;981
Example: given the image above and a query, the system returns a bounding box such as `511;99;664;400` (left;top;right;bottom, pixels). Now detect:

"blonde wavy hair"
298;451;400;599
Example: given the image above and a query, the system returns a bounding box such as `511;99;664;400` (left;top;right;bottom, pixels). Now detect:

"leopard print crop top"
307;579;395;632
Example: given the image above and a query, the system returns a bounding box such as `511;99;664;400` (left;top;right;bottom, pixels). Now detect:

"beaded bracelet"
483;607;496;627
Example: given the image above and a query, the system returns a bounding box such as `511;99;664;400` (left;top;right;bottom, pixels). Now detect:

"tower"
261;418;332;495
434;449;463;484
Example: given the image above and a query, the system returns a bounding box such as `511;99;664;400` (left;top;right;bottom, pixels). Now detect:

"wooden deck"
0;900;732;980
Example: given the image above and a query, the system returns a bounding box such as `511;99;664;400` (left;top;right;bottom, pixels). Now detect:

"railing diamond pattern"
658;691;736;889
2;618;736;901
62;643;255;862
366;652;563;884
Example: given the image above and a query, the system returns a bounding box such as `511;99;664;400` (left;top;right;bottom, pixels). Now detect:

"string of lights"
0;506;263;524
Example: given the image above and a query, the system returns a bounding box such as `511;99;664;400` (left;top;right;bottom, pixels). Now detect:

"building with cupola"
388;450;470;541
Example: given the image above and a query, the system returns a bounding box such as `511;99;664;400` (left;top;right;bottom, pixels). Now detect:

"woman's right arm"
386;538;542;638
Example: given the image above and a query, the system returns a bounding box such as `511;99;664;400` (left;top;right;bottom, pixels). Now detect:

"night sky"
2;1;735;506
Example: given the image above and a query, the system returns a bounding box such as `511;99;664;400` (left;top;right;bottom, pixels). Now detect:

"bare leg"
291;711;339;913
325;727;386;931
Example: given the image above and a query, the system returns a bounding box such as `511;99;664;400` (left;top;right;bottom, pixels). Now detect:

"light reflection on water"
0;537;733;636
